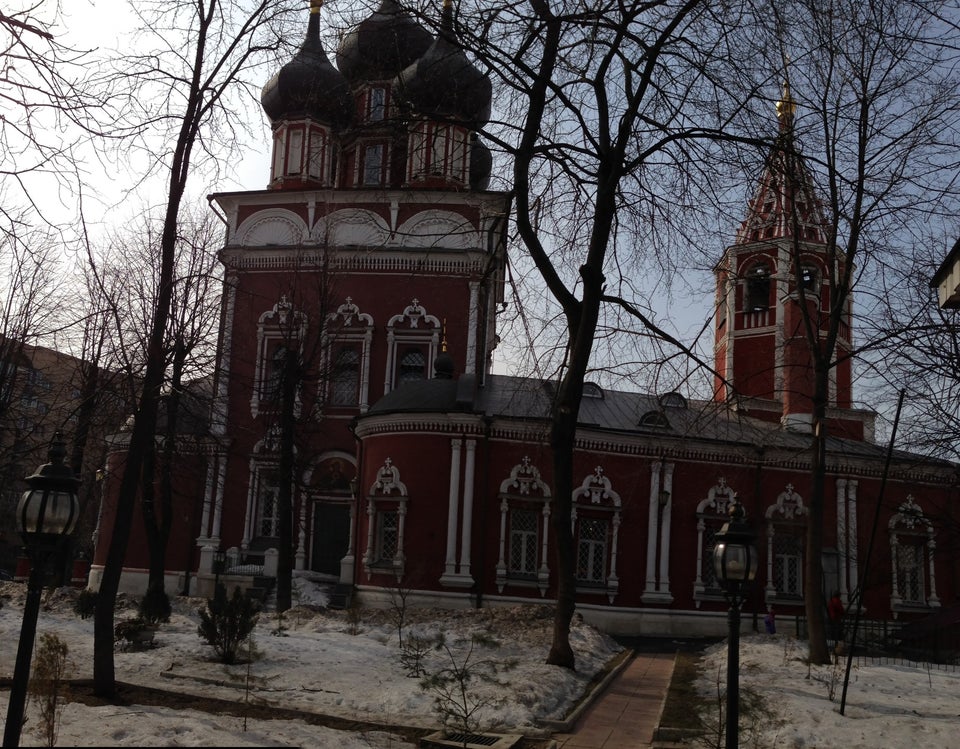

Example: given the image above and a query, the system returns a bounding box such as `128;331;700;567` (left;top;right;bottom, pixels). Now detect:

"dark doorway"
311;502;350;577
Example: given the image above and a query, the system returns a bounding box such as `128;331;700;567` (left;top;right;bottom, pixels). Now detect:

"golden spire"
310;0;322;14
776;80;796;122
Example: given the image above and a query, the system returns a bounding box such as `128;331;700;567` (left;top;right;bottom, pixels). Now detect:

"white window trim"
764;484;807;604
889;495;940;612
322;298;374;412
495;456;552;596
251;297;307;418
693;478;739;606
571;466;621;603
383;299;440;394
362;458;408;580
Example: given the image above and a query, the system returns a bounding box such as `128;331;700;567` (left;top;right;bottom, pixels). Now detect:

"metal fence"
794;616;960;671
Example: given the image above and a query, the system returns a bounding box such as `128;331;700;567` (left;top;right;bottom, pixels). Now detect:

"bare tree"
754;0;960;664
452;0;760;669
90;0;300;697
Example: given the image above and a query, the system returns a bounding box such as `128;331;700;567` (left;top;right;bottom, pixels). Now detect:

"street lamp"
3;435;80;748
213;549;227;596
713;499;758;749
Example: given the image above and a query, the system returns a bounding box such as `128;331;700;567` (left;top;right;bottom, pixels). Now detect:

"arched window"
330;348;360;406
694;478;738;602
361;458;409;579
323;298;373;412
397;348;427;384
745;264;772;311
495;457;553;596
764;485;807;604
251;297;306;418
571;467;622;602
889;496;940;611
384;300;440;394
800;264;818;291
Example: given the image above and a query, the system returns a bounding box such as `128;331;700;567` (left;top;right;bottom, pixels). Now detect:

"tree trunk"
805;363;831;664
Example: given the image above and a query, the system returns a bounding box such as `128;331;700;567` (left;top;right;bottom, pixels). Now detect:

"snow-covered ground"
697;633;960;749
0;578;620;747
3;578;959;748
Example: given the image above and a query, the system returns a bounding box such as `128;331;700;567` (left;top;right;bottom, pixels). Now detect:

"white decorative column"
198;456;217;543
444;439;462;576
458;440;477;579
847;480;859;601
466;281;479;374
836;479;848;599
643;461;661;595
657;462;674;597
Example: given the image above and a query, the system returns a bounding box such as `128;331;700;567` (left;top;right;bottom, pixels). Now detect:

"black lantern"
713;500;758;596
712;499;757;749
3;435;80;748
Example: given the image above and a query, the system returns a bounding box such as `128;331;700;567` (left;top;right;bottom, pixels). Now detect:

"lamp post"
213;549;227;596
713;499;758;749
3;435;80;748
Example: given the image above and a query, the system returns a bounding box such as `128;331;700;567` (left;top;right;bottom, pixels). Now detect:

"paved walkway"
551;651;676;748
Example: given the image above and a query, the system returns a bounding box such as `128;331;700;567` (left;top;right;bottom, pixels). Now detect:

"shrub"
114;617;156;649
197;586;260;664
73;589;98;620
28;632;70;747
138;585;171;625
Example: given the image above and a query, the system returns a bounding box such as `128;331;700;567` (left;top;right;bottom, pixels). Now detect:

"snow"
696;633;960;749
0;579;619;747
2;578;959;748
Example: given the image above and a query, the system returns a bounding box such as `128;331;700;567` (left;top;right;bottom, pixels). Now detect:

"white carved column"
445;439;462;575
836;479;848;599
847;480;859;600
466;281;479;375
658;462;674;592
644;461;661;594
458;440;477;578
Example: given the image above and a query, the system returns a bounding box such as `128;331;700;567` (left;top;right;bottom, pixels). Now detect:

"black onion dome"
434;348;455;379
393;2;491;126
261;7;352;127
469;135;491;190
336;0;433;83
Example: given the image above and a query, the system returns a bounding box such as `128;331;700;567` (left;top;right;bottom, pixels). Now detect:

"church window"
252;297;306;418
571;466;622;600
323;298;373;413
362;458;408;578
288;130;303;175
745;264;772;311
376;509;399;563
362;144;383;185
397;347;427;384
308;130;326;179
330;346;360;406
495;457;552;596
576;517;608;584
694;479;738;602
764;485;807;604
889;496;939;611
384;300;440;395
509;509;539;578
257;476;281;538
430;126;448;175
367;87;386;122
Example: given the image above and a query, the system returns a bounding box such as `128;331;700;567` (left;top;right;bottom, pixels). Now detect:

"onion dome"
394;0;492;126
261;1;352;128
434;329;455;379
336;0;433;83
469;134;491;190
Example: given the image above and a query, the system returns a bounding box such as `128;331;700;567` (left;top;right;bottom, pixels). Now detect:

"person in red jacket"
827;591;845;645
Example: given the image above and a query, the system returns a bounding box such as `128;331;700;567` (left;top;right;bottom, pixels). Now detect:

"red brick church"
90;0;958;636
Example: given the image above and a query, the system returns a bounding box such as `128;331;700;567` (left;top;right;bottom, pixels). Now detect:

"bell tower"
714;83;853;431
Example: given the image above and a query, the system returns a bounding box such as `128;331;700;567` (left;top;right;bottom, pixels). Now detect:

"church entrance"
310;501;350;577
